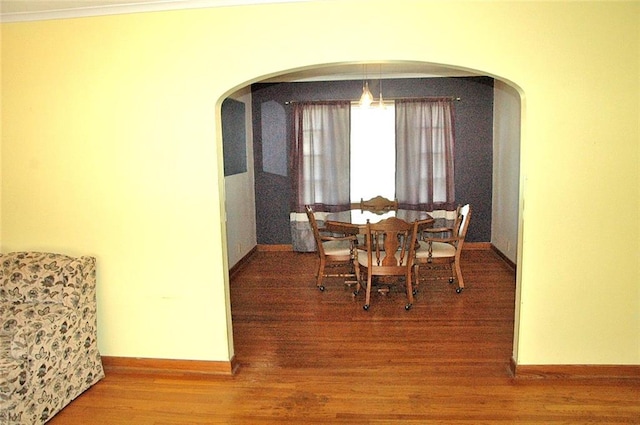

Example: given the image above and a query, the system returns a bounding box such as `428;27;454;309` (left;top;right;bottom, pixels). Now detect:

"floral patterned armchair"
0;252;104;424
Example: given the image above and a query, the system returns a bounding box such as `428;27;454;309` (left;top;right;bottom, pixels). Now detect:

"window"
291;101;351;212
301;122;325;202
419;107;447;203
350;102;396;203
292;99;455;214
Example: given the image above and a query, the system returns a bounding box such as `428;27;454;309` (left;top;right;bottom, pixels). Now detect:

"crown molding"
0;0;311;23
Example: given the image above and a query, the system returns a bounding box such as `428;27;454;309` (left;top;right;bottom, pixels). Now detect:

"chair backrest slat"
360;196;398;214
365;217;416;269
305;205;324;256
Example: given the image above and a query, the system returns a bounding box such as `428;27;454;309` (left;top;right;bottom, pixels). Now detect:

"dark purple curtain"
395;99;456;212
290;101;351;213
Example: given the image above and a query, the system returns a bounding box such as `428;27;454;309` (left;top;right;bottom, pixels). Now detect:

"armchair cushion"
322;240;354;256
415;240;456;258
0;254;84;309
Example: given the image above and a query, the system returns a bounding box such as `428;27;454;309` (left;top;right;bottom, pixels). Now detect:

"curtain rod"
387;96;461;102
284;96;460;105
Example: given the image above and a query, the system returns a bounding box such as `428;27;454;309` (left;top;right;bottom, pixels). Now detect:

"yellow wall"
1;1;638;365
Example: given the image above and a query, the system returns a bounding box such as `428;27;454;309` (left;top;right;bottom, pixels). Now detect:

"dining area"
248;80;484;313
305;196;472;312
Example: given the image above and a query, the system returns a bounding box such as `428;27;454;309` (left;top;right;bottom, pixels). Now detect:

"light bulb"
360;82;373;108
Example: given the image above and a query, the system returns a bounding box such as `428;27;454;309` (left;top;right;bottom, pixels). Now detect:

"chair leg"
343;258;359;286
448;261;456;284
317;258;326;291
453;259;464;293
363;274;372;311
412;263;420;290
404;271;414;310
353;266;361;295
353;260;361;286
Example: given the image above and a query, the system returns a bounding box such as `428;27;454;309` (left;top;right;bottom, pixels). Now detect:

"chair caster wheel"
363;304;369;311
318;285;325;291
412;289;418;295
449;278;454;284
405;303;412;310
456;287;463;293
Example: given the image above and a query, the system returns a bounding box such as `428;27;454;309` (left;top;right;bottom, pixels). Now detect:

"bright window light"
350;103;396;203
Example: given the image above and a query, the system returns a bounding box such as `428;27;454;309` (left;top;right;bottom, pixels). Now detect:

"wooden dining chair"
305;205;360;291
354;217;419;311
413;204;472;293
359;196;398;214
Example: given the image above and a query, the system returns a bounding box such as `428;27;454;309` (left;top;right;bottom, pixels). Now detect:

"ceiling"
0;0;309;20
0;0;154;14
0;0;481;81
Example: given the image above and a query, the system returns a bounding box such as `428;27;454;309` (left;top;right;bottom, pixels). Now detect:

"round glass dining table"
324;209;434;234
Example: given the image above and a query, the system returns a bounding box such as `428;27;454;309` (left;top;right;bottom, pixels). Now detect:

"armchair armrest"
421;236;460;245
320;234;358;244
316;223;359;261
421;226;455;235
9;303;74;362
321;221;360;244
419;226;458;246
324;221;359;236
0;253;96;311
72;256;98;313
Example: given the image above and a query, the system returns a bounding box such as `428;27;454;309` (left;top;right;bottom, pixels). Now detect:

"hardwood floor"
50;249;639;424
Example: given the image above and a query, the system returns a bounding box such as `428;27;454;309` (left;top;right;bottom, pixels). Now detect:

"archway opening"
221;60;523;367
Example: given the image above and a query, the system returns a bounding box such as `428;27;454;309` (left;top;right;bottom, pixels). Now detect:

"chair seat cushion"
322;240;353;256
415;241;456;258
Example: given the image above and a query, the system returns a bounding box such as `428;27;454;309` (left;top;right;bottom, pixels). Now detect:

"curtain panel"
290;101;351;251
395;99;457;213
290;101;352;213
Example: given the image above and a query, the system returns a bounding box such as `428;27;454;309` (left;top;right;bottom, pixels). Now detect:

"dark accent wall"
221;98;247;176
250;76;493;244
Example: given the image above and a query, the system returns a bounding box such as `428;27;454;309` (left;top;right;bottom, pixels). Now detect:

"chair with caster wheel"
354;217;419;311
305;205;360;291
413;204;472;293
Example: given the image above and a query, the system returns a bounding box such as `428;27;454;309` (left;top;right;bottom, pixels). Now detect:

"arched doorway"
222;60;523;365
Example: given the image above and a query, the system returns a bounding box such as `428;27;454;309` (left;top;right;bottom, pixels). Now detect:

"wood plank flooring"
50;249;640;424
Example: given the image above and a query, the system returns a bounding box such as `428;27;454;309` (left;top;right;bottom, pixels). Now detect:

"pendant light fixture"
359;65;374;108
